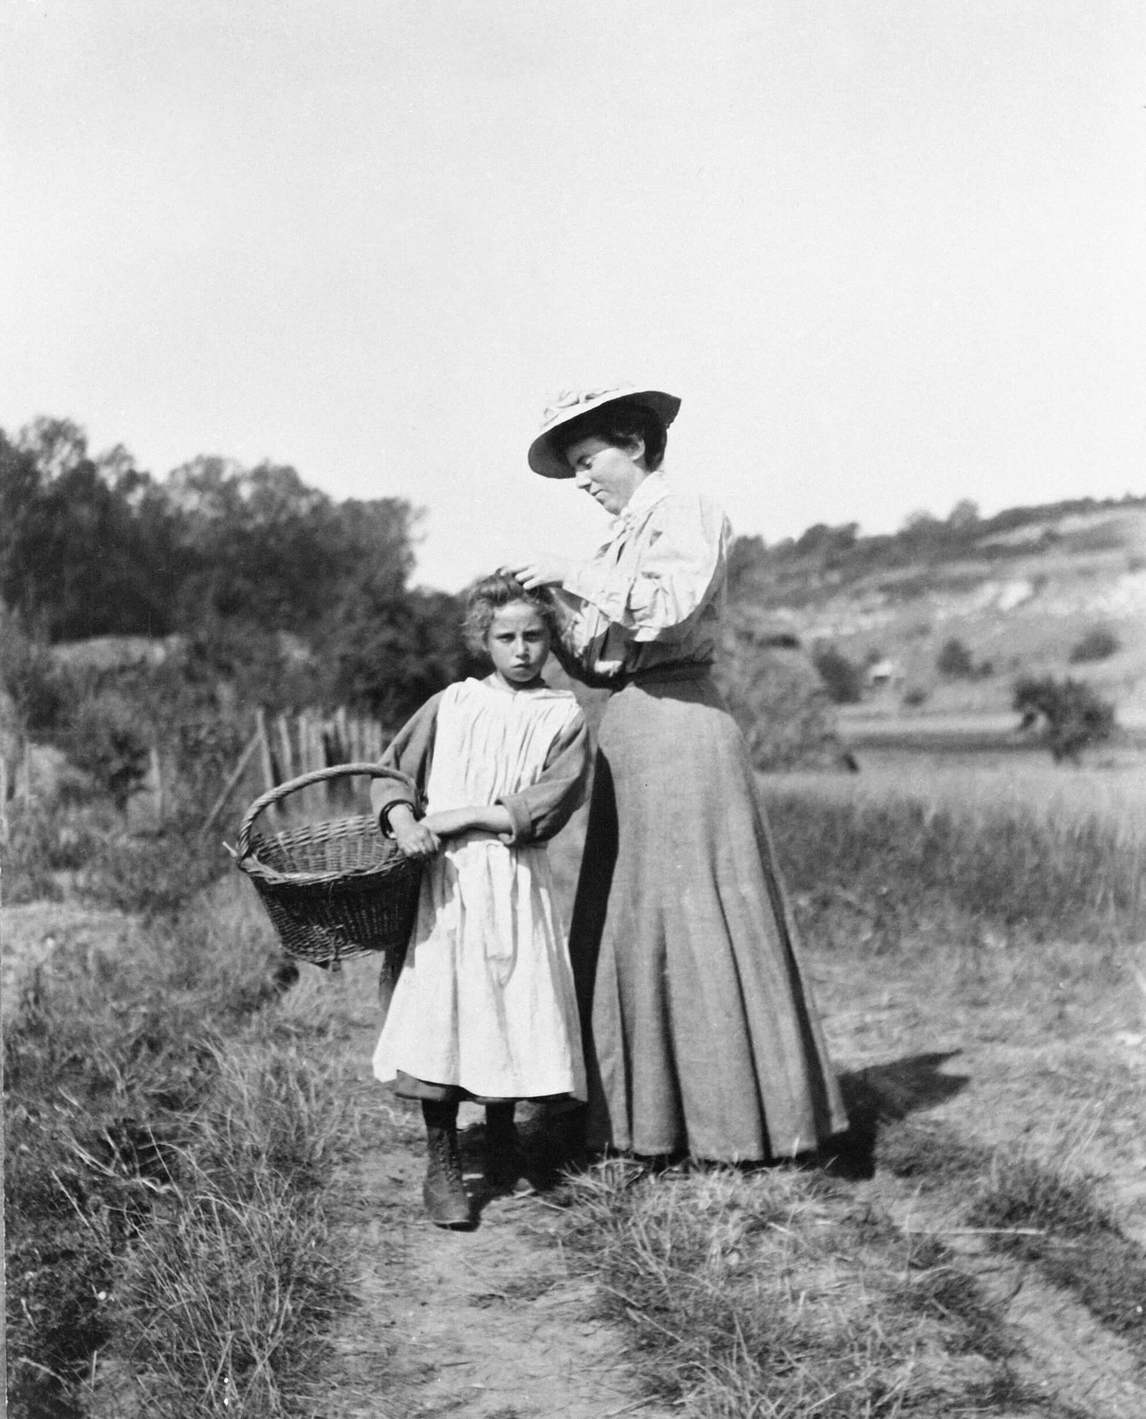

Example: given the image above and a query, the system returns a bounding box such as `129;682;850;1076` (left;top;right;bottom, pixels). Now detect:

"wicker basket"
234;763;422;970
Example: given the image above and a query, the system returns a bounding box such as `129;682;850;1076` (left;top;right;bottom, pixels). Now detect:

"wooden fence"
0;707;389;845
201;708;390;838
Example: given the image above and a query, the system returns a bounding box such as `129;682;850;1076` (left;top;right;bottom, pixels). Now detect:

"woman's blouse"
554;469;731;685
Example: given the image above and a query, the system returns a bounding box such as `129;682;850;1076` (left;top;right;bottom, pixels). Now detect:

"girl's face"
565;434;648;516
485;602;550;688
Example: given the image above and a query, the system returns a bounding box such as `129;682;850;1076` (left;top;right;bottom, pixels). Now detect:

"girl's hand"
503;557;574;591
389;810;441;861
421;807;477;838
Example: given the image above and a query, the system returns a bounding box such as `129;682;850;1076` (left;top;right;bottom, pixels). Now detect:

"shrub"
67;690;151;809
719;618;847;769
811;644;863;705
0;799;100;902
1069;627;1120;663
1013;675;1116;763
0;615;66;731
936;637;974;678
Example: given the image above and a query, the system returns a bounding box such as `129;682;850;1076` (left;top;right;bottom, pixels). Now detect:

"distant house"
865;658;899;688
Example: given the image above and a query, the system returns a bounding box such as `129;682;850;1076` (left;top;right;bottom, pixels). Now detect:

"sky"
3;0;1145;592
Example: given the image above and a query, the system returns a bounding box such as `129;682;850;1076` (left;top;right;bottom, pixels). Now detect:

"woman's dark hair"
462;572;560;657
551;398;669;471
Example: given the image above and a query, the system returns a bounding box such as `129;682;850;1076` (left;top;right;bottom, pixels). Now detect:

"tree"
937;637;974;678
811;644;863;704
1013;676;1116;763
946;499;980;532
0;425;177;639
1069;628;1120;664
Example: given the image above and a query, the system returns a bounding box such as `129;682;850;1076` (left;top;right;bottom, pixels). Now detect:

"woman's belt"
610;661;714;691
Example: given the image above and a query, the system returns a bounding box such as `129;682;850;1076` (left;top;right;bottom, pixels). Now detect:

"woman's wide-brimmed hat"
527;384;681;479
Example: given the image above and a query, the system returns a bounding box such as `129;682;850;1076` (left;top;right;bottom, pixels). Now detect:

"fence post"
150;745;164;826
277;714;295;784
200;730;262;841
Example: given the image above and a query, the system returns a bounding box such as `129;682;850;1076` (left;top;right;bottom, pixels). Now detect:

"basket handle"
236;762;418;861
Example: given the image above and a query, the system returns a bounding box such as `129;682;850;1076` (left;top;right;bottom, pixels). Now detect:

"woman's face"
564;434;648;516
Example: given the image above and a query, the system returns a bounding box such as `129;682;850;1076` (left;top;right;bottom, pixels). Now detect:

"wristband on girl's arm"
378;800;418;838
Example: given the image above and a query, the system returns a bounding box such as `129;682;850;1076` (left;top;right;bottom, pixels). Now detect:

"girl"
371;573;590;1226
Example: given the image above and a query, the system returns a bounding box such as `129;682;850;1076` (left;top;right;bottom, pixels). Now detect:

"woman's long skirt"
568;671;848;1161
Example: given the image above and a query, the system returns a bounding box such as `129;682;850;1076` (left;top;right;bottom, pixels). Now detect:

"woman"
509;384;847;1163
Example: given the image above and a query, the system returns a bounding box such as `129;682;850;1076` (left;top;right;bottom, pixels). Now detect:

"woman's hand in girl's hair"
388;805;441;861
503;557;574;591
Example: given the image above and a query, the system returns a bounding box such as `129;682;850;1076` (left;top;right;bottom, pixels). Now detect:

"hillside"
732;498;1146;733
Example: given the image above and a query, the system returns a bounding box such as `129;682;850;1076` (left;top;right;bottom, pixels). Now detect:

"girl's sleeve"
370;692;443;832
496;710;590;845
561;490;730;644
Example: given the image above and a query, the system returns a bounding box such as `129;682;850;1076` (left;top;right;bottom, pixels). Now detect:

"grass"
880;1118;1146;1354
2;864;344;1417
104;1029;354;1417
551;1162;1068;1418
762;788;1144;951
9;749;1145;1415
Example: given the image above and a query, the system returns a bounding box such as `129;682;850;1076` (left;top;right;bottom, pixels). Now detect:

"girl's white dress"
372;678;588;1101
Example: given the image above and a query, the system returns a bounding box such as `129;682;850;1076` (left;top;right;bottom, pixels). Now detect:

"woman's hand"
503;557;574;591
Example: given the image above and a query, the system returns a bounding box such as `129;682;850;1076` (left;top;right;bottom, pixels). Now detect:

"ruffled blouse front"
553;469;731;685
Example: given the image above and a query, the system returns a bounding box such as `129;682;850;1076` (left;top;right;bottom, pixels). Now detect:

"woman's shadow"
818;1050;970;1181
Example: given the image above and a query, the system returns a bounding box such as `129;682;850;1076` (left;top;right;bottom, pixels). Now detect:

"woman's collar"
615;468;669;529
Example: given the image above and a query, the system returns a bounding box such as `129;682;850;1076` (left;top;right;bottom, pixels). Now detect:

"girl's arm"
495;711;590;844
421;804;514;838
371;692;444;834
422;712;589;846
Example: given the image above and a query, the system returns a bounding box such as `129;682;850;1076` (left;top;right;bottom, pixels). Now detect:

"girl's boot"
484;1102;520;1193
421;1100;469;1227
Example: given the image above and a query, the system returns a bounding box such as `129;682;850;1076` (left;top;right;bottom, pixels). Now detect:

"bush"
67;691;151;810
936;637;974;678
1069;627;1120;663
0;615;66;731
1013;675;1117;763
719;618;847;769
811;644;863;705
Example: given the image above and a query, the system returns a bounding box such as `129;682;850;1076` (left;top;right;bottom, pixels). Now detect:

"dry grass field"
6;730;1146;1417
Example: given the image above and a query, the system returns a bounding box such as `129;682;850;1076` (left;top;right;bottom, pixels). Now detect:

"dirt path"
313;955;673;1419
312;931;1146;1417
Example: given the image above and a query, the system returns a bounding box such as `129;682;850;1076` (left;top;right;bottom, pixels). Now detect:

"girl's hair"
462;572;559;657
551;397;669;471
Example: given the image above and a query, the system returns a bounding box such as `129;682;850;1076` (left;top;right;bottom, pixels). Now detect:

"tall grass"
3;874;302;1415
764;789;1144;949
104;1034;353;1417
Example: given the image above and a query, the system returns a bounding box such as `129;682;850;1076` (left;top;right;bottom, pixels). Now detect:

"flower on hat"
541;386;630;429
